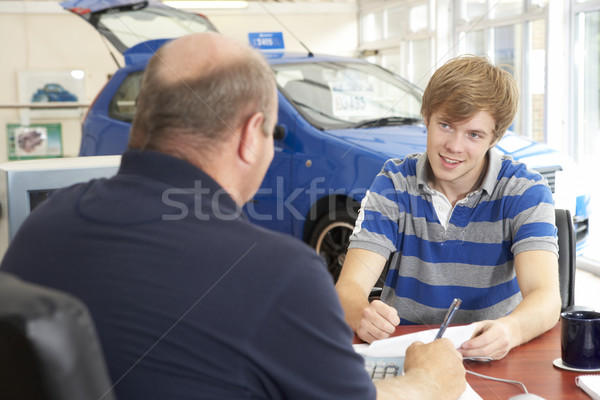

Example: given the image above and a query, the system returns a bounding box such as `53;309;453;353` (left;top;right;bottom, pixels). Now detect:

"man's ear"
238;111;265;164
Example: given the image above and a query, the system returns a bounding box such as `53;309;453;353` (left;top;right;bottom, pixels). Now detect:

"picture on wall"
17;70;85;117
6;123;63;160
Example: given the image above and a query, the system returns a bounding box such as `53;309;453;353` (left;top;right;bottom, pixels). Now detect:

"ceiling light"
164;1;248;9
70;70;85;80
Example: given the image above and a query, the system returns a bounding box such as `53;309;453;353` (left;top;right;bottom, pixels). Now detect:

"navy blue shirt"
2;150;375;400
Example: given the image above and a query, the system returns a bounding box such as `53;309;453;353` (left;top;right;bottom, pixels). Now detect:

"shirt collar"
118;149;242;215
416;153;430;192
480;149;502;194
415;149;501;196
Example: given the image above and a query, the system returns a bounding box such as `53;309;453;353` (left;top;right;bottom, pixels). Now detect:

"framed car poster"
17;70;85;117
6;123;63;160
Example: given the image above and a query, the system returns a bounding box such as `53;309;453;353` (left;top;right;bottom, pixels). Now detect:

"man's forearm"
501;286;561;348
509;250;561;347
375;367;464;400
335;281;370;331
375;372;436;400
336;248;388;331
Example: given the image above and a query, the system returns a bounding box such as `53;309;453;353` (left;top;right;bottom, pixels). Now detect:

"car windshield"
97;5;216;53
272;61;423;130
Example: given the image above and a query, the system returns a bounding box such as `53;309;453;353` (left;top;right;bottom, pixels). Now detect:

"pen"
435;298;462;339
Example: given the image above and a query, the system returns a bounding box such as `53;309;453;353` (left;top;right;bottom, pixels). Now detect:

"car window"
273;61;423;129
97;6;216;53
108;61;424;127
109;70;144;122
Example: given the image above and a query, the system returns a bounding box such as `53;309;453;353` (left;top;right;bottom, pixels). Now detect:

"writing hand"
356;299;400;343
403;339;466;399
458;320;512;360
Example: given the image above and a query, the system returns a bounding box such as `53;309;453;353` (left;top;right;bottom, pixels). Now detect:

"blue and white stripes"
349;150;558;325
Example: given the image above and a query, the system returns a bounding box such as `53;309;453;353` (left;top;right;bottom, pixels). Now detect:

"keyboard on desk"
362;356;405;380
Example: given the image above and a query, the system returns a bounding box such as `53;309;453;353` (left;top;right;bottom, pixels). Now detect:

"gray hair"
129;41;276;152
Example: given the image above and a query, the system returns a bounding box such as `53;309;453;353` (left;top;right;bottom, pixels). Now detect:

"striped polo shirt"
349;149;558;325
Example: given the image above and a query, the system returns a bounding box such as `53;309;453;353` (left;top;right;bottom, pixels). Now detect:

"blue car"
63;0;590;279
31;83;78;102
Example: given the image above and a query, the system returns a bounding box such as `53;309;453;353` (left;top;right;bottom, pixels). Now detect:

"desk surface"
387;324;589;399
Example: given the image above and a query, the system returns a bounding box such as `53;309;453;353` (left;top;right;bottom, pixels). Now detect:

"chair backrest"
555;208;576;311
0;272;116;400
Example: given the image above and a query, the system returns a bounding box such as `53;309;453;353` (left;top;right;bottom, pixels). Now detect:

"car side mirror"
273;125;286;140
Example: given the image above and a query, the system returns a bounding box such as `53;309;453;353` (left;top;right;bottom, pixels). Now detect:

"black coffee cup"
560;310;600;370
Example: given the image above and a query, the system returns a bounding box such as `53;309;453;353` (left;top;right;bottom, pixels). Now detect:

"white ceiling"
254;0;355;2
250;0;355;2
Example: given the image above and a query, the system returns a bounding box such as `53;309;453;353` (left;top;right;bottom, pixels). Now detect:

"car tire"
309;209;356;282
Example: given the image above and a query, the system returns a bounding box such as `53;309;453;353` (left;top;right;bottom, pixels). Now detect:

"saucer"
553;358;600;373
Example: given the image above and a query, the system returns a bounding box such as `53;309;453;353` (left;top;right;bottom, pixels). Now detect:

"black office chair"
0;271;116;400
554;208;590;312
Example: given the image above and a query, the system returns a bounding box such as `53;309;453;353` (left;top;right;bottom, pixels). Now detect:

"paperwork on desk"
353;324;478;358
576;375;600;400
354;324;482;400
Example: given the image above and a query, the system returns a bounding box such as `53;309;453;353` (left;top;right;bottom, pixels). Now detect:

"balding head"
155;33;247;84
128;33;277;157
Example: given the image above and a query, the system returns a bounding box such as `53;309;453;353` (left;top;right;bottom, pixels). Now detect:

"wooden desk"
386;324;588;399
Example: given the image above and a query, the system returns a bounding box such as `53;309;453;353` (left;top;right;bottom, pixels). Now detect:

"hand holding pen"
436;298;462;339
403;298;467;398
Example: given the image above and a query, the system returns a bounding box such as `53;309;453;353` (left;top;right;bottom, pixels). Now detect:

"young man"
1;33;466;400
336;55;561;360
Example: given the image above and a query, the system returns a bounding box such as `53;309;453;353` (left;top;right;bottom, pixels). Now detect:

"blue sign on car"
248;32;285;50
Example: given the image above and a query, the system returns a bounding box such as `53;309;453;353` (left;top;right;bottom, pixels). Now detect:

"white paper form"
353;324;478;357
354;324;482;400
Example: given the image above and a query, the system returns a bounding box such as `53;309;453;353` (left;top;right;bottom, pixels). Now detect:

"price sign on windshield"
332;92;369;118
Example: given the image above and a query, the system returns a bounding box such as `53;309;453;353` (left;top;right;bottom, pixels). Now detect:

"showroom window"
357;1;600;156
573;1;600;166
386;6;405;38
361;10;384;43
359;1;435;86
461;0;548;20
527;18;546;143
360;0;548;139
456;1;546;139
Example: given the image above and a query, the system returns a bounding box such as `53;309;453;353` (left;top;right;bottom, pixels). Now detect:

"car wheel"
309;209;356;282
